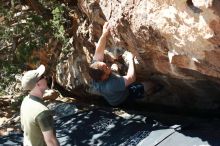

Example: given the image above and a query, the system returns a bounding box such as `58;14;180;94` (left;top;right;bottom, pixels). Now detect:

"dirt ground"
0;94;101;136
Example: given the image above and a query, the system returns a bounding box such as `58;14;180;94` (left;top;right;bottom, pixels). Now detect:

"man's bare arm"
123;53;136;87
43;130;60;146
93;22;110;62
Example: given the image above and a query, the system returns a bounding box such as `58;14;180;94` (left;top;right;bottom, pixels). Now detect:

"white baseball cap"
21;65;45;90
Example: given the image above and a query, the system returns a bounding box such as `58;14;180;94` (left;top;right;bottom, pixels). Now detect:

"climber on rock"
88;21;161;106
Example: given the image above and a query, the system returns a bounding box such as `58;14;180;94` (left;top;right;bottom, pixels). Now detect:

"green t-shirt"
20;95;54;146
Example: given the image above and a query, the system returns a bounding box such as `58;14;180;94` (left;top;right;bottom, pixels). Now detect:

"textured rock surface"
54;0;220;109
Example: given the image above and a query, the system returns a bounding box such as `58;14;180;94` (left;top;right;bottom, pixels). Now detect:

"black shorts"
127;82;144;99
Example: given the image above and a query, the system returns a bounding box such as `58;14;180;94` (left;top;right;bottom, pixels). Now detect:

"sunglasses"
38;75;53;88
38;75;46;81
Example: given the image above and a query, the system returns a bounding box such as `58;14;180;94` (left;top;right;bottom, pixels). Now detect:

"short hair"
88;62;104;81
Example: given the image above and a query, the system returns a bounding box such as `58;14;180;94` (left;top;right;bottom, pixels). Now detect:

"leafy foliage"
0;1;70;93
51;5;70;52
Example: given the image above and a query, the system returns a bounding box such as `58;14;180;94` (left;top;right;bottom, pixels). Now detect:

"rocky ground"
0;95;21;136
1;89;220;146
0;90;76;136
0;89;123;136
